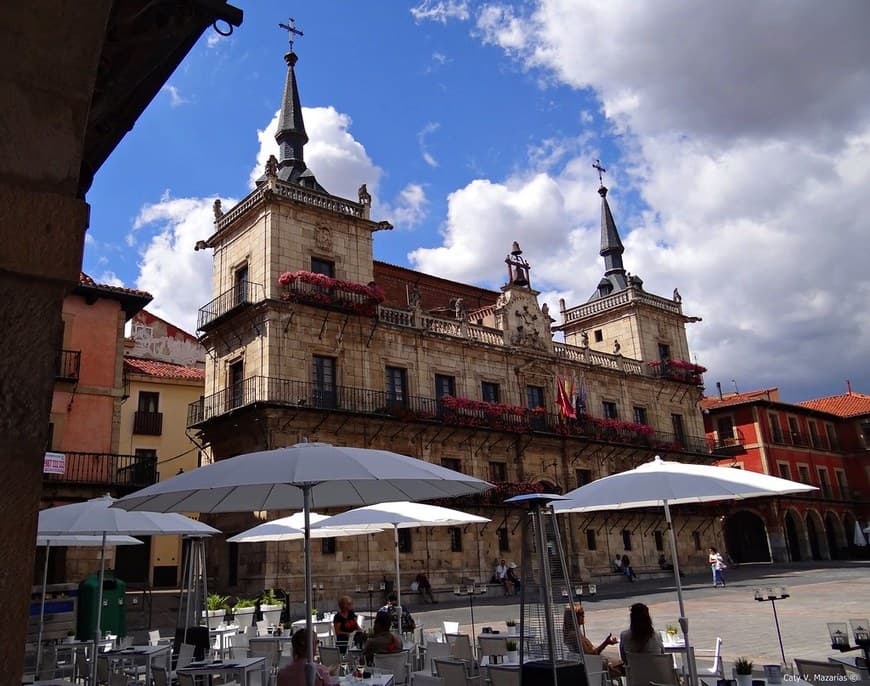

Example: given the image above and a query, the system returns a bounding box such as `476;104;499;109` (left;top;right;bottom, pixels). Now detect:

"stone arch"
783;507;807;561
724;509;771;563
805;509;827;560
824;511;847;560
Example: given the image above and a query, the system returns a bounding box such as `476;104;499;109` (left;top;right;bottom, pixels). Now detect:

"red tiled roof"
797;392;870;418
700;388;780;410
80;272;151;298
124;357;204;381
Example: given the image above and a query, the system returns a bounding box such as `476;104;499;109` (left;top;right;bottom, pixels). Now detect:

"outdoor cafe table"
178;655;267;686
101;644;170;686
209;624;239;658
338;674;393;685
249;634;294;652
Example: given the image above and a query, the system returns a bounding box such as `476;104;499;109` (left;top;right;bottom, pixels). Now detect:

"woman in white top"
618;603;664;665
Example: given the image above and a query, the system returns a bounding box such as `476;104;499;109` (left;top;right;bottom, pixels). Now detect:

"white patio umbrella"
311;500;490;621
226;511;382;543
34;535;143;675
111;442;492;686
553;455;817;686
854;521;868;547
38;495;219;686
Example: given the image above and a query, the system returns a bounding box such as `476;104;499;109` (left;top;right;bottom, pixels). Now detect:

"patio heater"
175;535;211;659
506;494;586;686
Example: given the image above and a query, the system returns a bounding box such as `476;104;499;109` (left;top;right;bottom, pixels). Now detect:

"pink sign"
43;452;65;475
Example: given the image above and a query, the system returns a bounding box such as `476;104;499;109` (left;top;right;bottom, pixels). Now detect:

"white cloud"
160;84;189;108
410;1;470;24
133;194;234;334
97;271;124;287
416;0;870;399
389;184;430;229
418;122;441;168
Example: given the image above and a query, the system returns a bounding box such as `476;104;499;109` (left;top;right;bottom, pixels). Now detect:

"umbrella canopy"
112;442;492;686
226;511;382;543
312;500;490;618
553;456;816;686
38;496;218;686
854;521;868;547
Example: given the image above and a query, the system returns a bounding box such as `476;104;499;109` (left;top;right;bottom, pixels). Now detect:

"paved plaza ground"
411;560;870;669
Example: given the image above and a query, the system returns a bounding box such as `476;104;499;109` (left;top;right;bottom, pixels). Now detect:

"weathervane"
278;17;304;51
593;158;607;186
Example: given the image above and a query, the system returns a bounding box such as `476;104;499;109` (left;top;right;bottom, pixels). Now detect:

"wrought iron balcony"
188;376;714;455
711;428;746;452
647;359;706;386
42;451;157;489
133;411;163;435
197;280;264;332
56;349;81;381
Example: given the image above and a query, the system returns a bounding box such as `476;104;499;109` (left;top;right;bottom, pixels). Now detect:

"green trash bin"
76;572;127;640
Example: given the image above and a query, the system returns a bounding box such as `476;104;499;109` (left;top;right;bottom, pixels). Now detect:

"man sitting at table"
277;629;333;686
363;612;402;665
378;592;416;634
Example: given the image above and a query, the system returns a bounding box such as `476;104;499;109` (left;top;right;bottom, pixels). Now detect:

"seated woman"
333;595;362;654
362;611;402;665
277;629;333;686
618;603;664;666
563;602;623;678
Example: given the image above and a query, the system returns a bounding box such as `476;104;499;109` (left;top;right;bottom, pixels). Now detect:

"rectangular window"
835;469;848;498
603;401;618;420
397;528;412;554
658;343;671;360
586;529;597;551
594;329;603;343
310;257;335;277
692;531;702;551
825;424;839;451
321;537;337;555
633;406;648;426
312;355;337;408
808;421;821;448
441;457;462;473
497;527;509;552
671;414;685;444
787;417;801;445
777;462;792;480
654;531;664;552
717;416;735;442
228;359;244;409
234;263;249;306
481;381;501;403
818;468;832;498
798;465;810;483
138;391;160;413
621;529;632;551
385;366;408;406
134;448;157;460
768;413;783;443
449;527;463;552
489;462;507;482
435;373;456;399
575;469;592;487
526;385;545;409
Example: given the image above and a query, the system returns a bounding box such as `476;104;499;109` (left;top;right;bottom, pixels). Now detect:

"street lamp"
754;586;789;666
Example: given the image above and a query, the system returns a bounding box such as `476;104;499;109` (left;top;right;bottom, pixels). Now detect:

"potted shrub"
505;639;519;663
233;598;257;630
203;594;229;630
734;657;754;686
260;589;283;626
505;619;517;634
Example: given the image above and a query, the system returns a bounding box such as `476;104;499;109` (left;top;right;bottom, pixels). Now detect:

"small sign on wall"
43;452;66;474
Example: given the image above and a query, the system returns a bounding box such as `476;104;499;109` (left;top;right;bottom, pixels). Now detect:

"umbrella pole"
304;486;315;686
665;500;697;686
92;531;107;686
36;540;51;677
393;524;402;632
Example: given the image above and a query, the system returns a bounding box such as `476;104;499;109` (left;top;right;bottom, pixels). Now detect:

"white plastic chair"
433;658;481;686
694;636;724;679
625;653;680;686
445;634;474;665
249;640;280;675
442;621;460;637
319;645;342;670
374;649;411;686
256;620;270;637
477;636;507;666
582;653;608;686
794;659;847;686
230;633;250;660
487;664;520;686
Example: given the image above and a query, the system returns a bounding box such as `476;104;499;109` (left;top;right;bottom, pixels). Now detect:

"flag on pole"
556;376;576;419
575;377;587;415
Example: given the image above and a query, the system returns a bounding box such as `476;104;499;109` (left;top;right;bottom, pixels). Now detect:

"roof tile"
797;392;870;418
124;357;204;381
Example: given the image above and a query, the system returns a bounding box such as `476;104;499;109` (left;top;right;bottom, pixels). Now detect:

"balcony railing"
188;376;713;455
711;428;745;451
197;280;264;331
43;451;157;489
133;411;163;436
56;350;81;381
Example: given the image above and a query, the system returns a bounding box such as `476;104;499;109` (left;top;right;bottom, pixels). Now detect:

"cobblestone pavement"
411;561;870;670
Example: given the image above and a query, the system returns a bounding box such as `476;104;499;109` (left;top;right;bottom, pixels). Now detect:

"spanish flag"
556;376;576;419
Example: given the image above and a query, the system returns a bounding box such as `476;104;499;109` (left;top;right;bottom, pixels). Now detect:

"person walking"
708;547;727;587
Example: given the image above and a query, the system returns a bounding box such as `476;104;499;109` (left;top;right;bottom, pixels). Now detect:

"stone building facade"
189;43;722;601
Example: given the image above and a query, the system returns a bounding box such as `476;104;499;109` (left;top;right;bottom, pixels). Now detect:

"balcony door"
135;392;162;435
385;366;408;410
234;263;249;306
228;359;244;409
312;356;337;409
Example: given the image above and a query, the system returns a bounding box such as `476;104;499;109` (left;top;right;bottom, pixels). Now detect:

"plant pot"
506;651;519;664
233;606;256;629
736;674;753;686
261;603;283;626
203;609;226;630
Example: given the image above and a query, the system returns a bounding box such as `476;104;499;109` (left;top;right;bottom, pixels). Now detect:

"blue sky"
84;1;870;403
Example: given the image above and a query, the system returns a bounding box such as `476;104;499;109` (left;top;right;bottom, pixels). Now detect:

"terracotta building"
189;40;724;601
701;387;869;562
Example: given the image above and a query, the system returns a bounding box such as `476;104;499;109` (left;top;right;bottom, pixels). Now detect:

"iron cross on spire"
593;158;607;186
278;17;304;51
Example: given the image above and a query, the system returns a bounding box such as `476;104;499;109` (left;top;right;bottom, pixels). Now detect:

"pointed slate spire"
598;184;626;277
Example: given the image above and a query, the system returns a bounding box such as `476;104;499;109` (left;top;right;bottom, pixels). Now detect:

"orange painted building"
701;388;869;563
